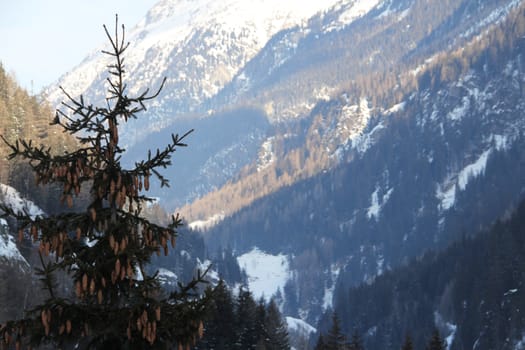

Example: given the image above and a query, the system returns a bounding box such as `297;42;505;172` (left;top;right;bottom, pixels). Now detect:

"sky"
0;0;157;93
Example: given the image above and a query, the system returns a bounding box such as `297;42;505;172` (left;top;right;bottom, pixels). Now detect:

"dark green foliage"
263;300;291;350
214;246;245;285
401;334;414;350
425;329;446;350
325;199;525;349
315;334;328;350
198;281;290;349
235;287;259;349
348;330;363;350
200;280;236;349
325;312;350;350
0;18;208;349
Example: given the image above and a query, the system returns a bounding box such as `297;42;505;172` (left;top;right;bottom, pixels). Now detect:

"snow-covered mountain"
44;0;387;210
45;0;370;143
202;0;525;329
38;1;525;344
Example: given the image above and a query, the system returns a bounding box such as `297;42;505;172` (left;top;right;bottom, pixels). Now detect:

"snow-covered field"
237;247;290;300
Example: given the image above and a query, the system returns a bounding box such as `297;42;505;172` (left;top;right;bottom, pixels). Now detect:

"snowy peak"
139;0;340;35
47;0;343;102
45;0;383;121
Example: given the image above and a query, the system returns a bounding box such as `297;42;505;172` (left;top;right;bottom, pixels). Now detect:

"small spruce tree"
0;17;208;349
315;334;328;350
401;333;414;350
348;330;363;350
325;312;349;350
426;329;447;350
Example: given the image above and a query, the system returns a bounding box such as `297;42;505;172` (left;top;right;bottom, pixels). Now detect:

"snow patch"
492;134;510;151
436;149;491;211
434;312;457;350
157;268;178;286
457;150;490;191
385;101;406;114
0;184;45;219
515;333;525;349
286;316;316;335
447;95;470;121
324;0;381;32
322;264;341;310
367;187;394;220
189;213;225;231
436;183;457;211
257;137;276;172
237;247;290;301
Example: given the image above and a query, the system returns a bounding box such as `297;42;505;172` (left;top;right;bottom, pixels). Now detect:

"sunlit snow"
188;213;225;231
325;0;381;32
47;0;347;107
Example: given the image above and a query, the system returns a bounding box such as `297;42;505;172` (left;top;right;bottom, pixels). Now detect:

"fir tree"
0;17;208;349
325;312;349;350
315;334;328;350
348;330;363;350
263;299;291;350
426;329;446;350
235;287;258;349
401;333;414;350
200;280;236;349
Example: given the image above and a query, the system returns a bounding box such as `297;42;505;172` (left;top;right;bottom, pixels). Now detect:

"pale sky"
0;1;157;93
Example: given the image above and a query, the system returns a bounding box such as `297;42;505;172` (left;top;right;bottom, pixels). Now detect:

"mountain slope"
45;0;349;139
319;198;525;350
42;0;387;210
0;184;40;322
181;0;524;222
203;1;525;324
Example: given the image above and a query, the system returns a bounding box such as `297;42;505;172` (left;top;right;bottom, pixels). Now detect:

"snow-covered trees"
0;17;208;349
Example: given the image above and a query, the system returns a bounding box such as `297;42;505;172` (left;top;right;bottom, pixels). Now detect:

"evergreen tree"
0;17;208;349
401;333;414;350
263;299;291;350
255;298;268;350
235;287;258;349
200;280;236;349
325;312;349;350
426;329;446;350
315;334;328;350
348;330;363;350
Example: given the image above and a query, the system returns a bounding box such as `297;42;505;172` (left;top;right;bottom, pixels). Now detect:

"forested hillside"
181;0;525;224
202;1;525;325
0;66;80;325
316;198;525;350
0;63;78;212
